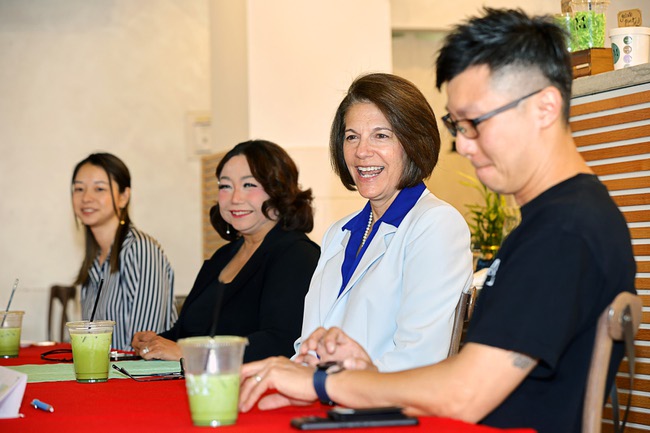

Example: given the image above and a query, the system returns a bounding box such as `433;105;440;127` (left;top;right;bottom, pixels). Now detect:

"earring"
226;225;230;235
119;209;126;225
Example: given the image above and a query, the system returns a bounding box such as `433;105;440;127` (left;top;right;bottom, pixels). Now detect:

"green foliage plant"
459;173;511;258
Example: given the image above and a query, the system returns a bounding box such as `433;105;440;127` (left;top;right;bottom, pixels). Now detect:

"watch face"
317;361;344;374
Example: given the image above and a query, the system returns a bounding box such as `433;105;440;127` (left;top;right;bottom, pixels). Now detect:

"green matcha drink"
67;320;115;383
0;327;21;358
178;336;248;427
186;373;240;426
0;311;24;358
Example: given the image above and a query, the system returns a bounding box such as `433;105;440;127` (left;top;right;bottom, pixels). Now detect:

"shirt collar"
342;182;426;232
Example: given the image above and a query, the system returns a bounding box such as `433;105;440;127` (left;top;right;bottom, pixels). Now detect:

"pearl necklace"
360;211;374;249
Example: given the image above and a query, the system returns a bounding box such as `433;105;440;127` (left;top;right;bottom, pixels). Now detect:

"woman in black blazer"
131;140;320;362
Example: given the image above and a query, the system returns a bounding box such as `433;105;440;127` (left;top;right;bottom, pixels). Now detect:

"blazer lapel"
315;230;348;317
330;222;396;307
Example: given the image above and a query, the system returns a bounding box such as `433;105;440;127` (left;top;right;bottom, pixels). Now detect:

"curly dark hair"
210;140;314;241
330;73;440;191
435;8;573;123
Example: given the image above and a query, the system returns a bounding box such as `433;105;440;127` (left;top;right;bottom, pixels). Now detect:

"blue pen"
31;399;54;413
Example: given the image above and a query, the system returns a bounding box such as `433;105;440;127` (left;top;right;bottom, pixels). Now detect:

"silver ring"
254;375;262;383
141;347;150;355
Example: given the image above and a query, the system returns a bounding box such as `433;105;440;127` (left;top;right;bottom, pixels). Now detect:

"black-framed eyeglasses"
112;362;185;382
442;89;543;139
41;348;73;363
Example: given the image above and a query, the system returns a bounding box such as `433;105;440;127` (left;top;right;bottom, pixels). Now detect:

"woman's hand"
239;357;317;412
131;331;181;361
295;327;377;372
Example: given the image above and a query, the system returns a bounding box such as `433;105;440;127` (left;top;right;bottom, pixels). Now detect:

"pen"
31;399;54;413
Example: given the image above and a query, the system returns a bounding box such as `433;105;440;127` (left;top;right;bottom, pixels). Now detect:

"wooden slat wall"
570;85;650;431
201;152;228;260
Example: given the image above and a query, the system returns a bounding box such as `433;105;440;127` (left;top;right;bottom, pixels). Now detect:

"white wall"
247;0;392;243
390;0;561;30
0;1;210;340
209;0;392;244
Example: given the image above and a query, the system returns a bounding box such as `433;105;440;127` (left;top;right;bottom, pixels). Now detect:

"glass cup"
66;320;115;383
570;0;610;50
178;336;248;427
0;311;25;358
555;13;577;52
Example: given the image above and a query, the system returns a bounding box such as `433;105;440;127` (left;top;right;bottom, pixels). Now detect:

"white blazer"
295;189;473;372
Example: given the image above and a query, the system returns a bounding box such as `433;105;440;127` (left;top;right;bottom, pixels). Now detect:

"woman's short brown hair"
330;73;441;191
210;139;314;241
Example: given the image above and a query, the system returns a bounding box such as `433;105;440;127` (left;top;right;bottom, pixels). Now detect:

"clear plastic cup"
0;311;25;358
178;336;248;427
570;0;610;50
555;13;577;52
67;320;115;383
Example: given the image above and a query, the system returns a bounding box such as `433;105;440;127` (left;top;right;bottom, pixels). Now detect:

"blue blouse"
339;182;426;296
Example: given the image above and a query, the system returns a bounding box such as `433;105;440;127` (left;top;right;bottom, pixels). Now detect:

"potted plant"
459;173;519;268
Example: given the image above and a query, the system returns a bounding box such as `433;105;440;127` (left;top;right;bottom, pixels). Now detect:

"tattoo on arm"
510;352;535;370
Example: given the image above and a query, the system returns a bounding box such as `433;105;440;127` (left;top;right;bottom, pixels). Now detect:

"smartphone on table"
291;406;418;430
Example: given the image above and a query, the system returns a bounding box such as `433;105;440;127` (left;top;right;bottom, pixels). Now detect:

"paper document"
0;365;27;418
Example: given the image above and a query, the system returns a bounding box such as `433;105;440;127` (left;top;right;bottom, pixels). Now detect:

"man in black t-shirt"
235;9;637;433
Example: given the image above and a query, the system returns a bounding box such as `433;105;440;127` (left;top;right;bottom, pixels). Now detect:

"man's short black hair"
435;8;573;122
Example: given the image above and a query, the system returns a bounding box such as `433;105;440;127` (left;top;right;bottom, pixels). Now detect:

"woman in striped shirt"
72;153;177;350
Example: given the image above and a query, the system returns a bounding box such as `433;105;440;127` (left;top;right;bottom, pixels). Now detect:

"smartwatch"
313;361;345;406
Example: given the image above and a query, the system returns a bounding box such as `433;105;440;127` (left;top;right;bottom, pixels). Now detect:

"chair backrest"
174;294;188;315
583;291;642;433
48;285;77;342
448;285;477;357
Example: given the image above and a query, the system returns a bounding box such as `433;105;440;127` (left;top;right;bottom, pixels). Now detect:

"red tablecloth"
0;345;535;433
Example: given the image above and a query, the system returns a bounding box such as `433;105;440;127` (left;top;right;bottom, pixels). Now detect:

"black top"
467;174;637;433
160;224;320;362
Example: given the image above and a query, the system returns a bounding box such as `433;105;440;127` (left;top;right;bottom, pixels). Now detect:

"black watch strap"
313;368;334;405
313;362;344;406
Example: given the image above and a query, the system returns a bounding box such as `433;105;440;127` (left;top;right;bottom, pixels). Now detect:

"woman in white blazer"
294;73;473;372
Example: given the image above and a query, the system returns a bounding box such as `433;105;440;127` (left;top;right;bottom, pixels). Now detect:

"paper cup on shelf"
609;27;650;69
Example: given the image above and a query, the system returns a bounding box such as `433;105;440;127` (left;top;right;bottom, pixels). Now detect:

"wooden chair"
448;285;477;356
583;292;641;433
174;294;188;315
48;285;77;342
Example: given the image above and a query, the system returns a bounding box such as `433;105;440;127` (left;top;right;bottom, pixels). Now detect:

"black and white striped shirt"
81;226;177;350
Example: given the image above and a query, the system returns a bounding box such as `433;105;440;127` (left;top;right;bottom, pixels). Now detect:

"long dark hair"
210;140;314;241
71;153;131;285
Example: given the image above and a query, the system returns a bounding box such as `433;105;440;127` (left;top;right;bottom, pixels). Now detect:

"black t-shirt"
467;174;636;433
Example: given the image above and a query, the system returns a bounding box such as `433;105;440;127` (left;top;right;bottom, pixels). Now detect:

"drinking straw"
208;282;226;338
89;278;104;323
1;278;19;327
